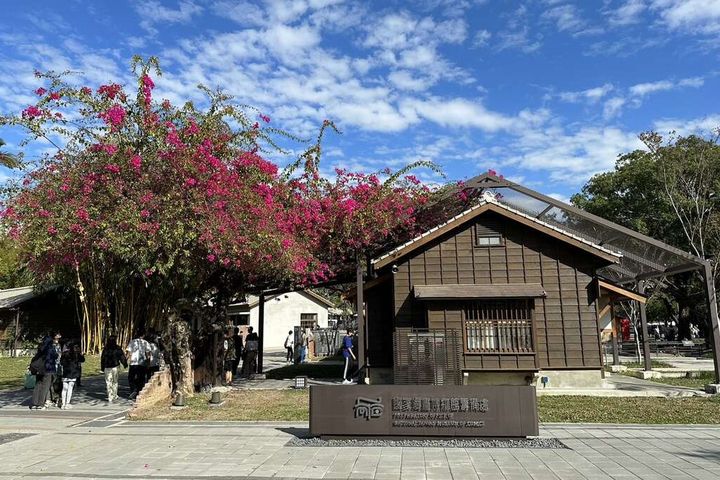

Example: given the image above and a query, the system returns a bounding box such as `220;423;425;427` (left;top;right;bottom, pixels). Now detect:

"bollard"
173;392;185;407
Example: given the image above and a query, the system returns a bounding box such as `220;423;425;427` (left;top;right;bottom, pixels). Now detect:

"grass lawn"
621;360;675;369
0;354;101;391
644;371;715;390
130;390;720;424
130;389;310;421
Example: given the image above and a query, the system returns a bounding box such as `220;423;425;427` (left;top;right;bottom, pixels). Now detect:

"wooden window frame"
474;223;505;248
461;299;536;355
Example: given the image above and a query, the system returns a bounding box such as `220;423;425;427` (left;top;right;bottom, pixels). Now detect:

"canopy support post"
611;302;620;366
702;261;720;384
637;280;652;371
356;257;366;383
258;291;265;374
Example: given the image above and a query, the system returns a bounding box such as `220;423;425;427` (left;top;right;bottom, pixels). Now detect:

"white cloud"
651;0;720;35
557;83;614;103
628;79;674;96
473;29;491;48
608;0;646;26
653;114;720;136
496;6;542;53
543;4;586;32
503;125;645;183
603;97;626;119
138;0;204;35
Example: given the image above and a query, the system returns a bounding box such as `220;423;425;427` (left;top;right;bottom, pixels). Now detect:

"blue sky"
1;0;719;199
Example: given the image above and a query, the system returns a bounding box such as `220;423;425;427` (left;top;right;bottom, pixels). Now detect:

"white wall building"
227;290;335;349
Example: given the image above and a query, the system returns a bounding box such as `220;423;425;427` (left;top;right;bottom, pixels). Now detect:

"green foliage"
0;235;33;289
0;138;21;169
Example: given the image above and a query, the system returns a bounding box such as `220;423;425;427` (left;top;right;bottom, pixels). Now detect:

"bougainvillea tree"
0;57;437;357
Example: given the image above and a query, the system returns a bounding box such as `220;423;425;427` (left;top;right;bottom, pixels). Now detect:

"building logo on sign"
353;397;383;420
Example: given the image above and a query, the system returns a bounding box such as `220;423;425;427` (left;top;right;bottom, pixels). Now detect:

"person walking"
299;329;309;364
146;333;162;383
126;330;150;400
101;336;127;404
284;330;294;364
30;332;61;410
342;328;356;385
59;343;84;409
243;326;259;377
232;327;243;376
222;327;236;385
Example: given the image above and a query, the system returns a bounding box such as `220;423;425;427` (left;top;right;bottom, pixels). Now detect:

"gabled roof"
0;286;38;310
456;173;707;284
372;192;622;269
230;289;335;310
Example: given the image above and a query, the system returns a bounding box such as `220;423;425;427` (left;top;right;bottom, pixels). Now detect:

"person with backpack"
125;330;150;400
59;343;84;409
29;331;61;410
101;335;127;403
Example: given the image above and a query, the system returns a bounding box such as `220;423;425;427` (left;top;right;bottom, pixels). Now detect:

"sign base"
310;385;538;438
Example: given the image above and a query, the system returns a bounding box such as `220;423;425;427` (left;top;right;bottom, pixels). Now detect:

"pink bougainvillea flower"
47;225;57;235
76;208;90;222
259;114;270;123
97;83;121;99
140;209;150;218
35;88;47;96
80;87;92;95
105;164;120;174
129;154;142;172
207;254;216;262
22;105;43;119
99;104;126;128
49;92;61;101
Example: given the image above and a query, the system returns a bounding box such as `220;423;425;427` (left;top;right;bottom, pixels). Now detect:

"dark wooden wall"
0;292;79;349
387;211;605;371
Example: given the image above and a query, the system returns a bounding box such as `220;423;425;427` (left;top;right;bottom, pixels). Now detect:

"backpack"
29;352;45;376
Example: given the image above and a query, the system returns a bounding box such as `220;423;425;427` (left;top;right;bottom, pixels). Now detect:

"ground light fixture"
293;376;308;389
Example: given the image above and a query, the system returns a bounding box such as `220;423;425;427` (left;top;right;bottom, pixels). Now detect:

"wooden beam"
598;280;647;304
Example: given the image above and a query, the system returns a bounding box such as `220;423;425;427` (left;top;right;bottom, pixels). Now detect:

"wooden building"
363;174;720;387
0;286;79;354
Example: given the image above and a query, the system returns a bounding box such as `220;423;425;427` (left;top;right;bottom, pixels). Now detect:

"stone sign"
310;385;538;438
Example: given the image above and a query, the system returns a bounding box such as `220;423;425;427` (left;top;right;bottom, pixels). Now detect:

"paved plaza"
0;407;719;480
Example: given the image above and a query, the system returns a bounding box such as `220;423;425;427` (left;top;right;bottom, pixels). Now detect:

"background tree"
0;138;21;169
0;56;436;379
573;131;720;341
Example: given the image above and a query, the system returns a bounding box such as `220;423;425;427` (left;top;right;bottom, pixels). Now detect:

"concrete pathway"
0;415;719;479
0;371;133;411
537;373;708;398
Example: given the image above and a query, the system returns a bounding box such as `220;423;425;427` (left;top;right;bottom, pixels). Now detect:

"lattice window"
300;313;318;329
464;299;534;353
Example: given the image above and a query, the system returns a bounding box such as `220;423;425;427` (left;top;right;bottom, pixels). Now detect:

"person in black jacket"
101;335;127;403
60;343;84;409
30;332;61;410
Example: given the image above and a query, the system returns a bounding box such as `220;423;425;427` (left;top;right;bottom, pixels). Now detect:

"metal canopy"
459;174;720;383
461;174;707;283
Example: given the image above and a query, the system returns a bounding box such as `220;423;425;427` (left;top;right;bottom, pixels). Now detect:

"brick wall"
129;367;173;416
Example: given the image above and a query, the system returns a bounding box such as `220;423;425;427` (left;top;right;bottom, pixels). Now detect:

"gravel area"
287;436;567;449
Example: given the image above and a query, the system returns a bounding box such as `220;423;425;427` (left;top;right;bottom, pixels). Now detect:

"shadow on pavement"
0;371;133;409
